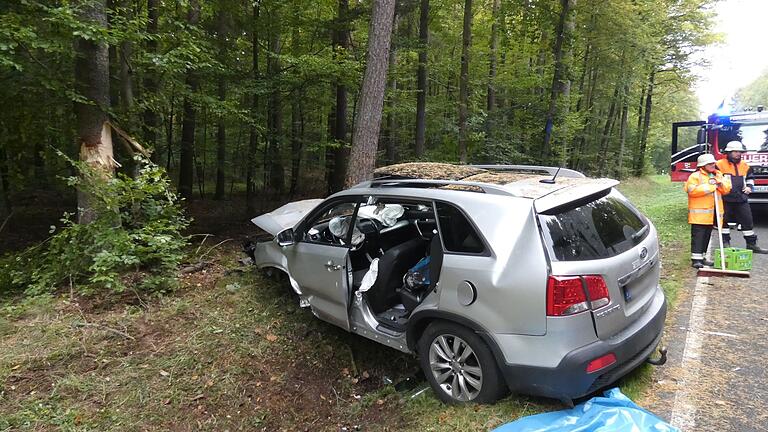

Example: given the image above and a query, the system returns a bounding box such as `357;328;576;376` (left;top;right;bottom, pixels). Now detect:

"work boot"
702;259;715;267
747;243;768;254
691;259;704;269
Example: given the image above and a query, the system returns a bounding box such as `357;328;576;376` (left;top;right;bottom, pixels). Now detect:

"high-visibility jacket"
684;168;731;225
715;158;754;203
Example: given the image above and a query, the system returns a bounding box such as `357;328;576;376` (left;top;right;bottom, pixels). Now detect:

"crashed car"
249;163;666;404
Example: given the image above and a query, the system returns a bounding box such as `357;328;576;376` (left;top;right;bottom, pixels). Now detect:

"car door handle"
325;260;342;272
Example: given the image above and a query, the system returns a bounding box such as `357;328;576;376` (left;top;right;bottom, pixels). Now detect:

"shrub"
1;155;189;295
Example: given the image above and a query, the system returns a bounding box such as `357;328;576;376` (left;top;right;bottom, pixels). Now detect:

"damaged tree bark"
74;0;115;224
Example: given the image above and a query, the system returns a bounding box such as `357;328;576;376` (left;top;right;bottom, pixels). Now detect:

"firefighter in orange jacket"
715;140;768;253
685;154;731;268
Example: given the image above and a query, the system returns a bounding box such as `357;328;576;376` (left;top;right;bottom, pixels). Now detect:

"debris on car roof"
374;163;486;181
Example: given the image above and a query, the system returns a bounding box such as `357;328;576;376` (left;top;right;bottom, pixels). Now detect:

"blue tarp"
492;388;678;432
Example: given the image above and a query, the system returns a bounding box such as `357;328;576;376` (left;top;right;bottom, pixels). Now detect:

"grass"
0;176;693;431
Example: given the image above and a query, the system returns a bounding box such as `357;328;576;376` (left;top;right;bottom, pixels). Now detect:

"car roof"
347;163;614;202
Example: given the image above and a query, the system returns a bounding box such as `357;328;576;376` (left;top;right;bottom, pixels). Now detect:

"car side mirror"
276;228;295;247
697;127;707;144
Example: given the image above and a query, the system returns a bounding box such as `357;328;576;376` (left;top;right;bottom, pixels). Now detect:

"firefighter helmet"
724;141;747;152
696;153;717;167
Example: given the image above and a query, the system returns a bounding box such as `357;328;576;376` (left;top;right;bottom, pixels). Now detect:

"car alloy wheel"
428;334;483;401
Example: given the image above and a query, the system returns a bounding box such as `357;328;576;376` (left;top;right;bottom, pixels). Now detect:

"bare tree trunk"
0;145;10;219
214;9;228;201
457;0;472;163
215;78;226;200
246;2;260;214
617;83;629;179
178;0;200;199
143;0;159;160
266;26;284;195
344;0;396;187
386;13;399;165
327;0;351;193
119;42;134;110
541;0;576;161
290;94;303;196
74;0;115;224
597;83;620;175
414;0;428;158
634;69;654;176
487;0;499;112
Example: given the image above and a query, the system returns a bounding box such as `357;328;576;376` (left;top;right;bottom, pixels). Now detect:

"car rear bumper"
487;287;667;401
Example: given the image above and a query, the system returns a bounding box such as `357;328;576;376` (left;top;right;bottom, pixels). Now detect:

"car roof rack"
354;178;518;196
468;164;585;178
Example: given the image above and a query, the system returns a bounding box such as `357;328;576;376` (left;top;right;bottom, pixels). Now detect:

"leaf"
265;334;278;342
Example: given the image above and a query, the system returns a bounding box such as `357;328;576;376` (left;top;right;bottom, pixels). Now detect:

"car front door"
284;198;361;330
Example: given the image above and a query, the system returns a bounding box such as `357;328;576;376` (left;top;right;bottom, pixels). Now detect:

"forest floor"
0;176;693;431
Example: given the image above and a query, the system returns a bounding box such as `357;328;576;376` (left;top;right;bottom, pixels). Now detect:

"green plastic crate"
713;247;753;271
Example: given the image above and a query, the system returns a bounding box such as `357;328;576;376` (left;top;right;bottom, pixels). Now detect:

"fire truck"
670;106;768;204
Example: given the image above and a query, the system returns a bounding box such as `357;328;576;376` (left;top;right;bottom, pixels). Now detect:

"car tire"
418;321;507;404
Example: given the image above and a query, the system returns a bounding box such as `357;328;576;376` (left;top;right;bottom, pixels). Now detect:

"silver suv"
249;164;666;404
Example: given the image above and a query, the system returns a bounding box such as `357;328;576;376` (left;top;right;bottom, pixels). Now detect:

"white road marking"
670;275;710;430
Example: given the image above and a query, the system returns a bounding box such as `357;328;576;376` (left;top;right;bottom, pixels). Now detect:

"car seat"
366;237;427;314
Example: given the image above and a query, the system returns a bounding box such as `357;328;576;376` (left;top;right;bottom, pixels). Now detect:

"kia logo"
640;247;648;260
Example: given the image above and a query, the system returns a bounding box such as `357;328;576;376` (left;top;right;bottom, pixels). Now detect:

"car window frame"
295;196;363;248
432;200;492;257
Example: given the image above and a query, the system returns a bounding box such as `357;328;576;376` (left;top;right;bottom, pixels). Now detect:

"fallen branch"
73;321;136;340
180;261;212;274
0;210;13;236
198;238;232;261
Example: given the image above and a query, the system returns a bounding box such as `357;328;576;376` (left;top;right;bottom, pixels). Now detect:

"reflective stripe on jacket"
684;169;731;225
715;158;754;203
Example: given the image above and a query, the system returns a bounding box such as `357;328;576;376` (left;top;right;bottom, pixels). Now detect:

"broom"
697;187;750;278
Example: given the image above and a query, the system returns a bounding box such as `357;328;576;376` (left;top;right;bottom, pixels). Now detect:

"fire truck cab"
671;107;768;204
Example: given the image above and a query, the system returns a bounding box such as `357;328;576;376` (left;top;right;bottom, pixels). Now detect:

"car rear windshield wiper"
631;225;649;243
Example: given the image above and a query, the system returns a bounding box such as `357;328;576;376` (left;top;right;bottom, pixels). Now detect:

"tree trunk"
617;83;629;179
414;0;428;158
74;0;114;224
541;0;576;161
457;0;472;164
634;69;654;176
143;0;159;159
290;94;303;196
386;13;399;165
344;0;396;187
327;0;351;194
215;78;226;200
266;27;284;195
214;9;228;201
246;2;260;215
597;82;620;176
0;145;10;219
119;40;134;110
178;0;200;199
487;0;499;113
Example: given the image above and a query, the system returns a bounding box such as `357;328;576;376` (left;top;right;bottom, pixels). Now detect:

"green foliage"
1;156;189;295
735;68;768;109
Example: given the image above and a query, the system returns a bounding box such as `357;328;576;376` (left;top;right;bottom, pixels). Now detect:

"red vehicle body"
670;108;768;204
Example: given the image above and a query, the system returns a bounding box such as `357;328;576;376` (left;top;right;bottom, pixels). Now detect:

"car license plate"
753;185;768;193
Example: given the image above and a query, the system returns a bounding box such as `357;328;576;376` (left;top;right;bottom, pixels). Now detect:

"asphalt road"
643;205;768;431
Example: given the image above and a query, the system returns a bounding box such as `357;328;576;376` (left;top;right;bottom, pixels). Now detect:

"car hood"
250;198;324;235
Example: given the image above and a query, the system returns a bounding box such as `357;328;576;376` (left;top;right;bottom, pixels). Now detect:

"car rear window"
538;190;648;261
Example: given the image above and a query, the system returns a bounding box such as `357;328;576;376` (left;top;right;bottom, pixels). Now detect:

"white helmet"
696;153;716;167
724;141;746;152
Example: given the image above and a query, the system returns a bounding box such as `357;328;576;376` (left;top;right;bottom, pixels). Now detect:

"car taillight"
584;275;610;309
586;353;616;373
546;276;589;316
546;275;611;316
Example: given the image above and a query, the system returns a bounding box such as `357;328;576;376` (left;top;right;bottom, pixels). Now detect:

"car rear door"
537;189;660;340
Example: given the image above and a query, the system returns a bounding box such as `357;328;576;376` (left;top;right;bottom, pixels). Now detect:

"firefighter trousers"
722;201;758;245
691;224;713;261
